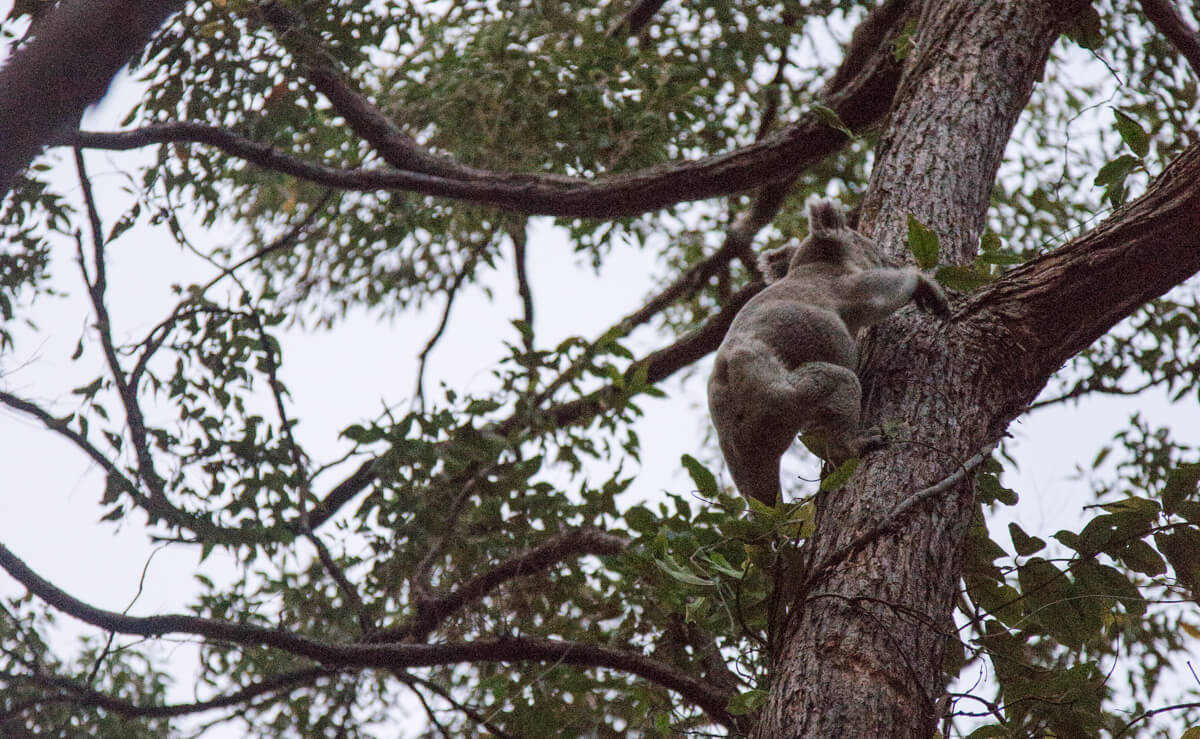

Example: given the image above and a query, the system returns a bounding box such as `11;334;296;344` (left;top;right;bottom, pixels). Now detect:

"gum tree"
1;0;1200;736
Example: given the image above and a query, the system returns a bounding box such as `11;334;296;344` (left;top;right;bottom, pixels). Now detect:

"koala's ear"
758;245;796;283
806;197;847;238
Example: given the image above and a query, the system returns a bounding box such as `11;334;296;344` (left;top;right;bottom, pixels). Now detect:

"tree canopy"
1;0;1200;737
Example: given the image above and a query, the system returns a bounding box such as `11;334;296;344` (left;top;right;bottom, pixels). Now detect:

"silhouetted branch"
0;540;734;727
606;0;670;37
1140;0;1200;77
256;1;476;180
65;0;907;219
377;528;627;642
0;666;331;719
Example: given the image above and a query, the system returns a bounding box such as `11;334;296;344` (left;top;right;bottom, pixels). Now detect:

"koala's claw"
852;427;888;456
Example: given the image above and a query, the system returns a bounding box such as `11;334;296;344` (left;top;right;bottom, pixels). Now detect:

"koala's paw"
915;276;951;317
851;426;888;456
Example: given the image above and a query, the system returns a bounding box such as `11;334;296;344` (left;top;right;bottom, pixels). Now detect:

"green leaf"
1164;463;1200;515
906;214;940;269
701;551;744;579
684;596;708;623
1176;501;1200;524
1065;6;1103;49
681;454;719;498
935;265;994;291
809;104;854;139
624;505;657;535
1113;109;1149;158
1053;529;1081;551
727;689;768;716
1093;154;1138;187
1155;528;1200;593
654;554;715;587
72;377;103;399
340;423;384;443
1008;522;1046;556
964;725;1007;739
1114;539;1166;577
1099;496;1159;517
819;458;858;491
1076;560;1146;616
892;18;918;61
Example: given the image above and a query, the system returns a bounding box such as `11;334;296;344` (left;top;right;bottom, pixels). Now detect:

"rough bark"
756;2;1090;737
0;0;185;197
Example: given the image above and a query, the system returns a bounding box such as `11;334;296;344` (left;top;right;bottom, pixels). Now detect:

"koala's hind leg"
782;361;867;462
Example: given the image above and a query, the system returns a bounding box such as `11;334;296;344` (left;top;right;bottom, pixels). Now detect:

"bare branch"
410;470;487;604
515;281;760;433
130;192;332;390
209;0;915;534
397;671;516;739
0;389;140;498
1140;0;1200;77
965;139;1200;418
511;220;535;355
0;540;733;727
256;1;477;180
73;149;167;501
305;279;760;533
60;113;822;217
413;234;495;410
1;666;331;719
378;528;628;643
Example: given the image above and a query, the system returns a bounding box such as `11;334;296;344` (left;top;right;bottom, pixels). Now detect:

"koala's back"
725;280;857;369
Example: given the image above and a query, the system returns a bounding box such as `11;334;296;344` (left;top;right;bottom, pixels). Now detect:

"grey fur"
708;198;949;504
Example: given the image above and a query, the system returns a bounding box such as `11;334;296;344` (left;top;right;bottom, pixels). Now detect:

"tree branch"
0;0;186;196
142;0;914;537
413;233;495;411
606;0;670;37
255;1;478;180
303;278;760;533
74;149;167;502
375;528;628;643
798;445;996;597
1;666;332;719
1139;0;1200;77
64;0;909;219
397;671;516;739
965;139;1200;420
0;540;733;727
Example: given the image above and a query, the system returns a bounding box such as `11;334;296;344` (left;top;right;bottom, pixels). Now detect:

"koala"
707;198;949;505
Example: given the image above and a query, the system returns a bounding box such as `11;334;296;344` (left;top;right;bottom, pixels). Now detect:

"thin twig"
398;671;516;739
248;307;373;634
0;666;331;719
800;444;997;597
130;192;332;390
413;233;494;411
73;149;166;501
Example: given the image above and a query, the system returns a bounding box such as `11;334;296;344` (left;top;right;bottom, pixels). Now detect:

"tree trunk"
755;2;1089;736
0;0;185;196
